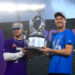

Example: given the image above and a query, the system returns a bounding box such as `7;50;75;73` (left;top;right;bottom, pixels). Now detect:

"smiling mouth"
57;23;62;25
57;22;62;24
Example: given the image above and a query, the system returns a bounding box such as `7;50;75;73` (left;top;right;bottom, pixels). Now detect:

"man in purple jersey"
3;22;29;75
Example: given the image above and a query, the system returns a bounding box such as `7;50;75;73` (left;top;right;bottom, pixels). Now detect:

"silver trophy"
25;15;46;55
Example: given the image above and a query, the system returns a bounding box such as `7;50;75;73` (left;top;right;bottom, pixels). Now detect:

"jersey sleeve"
65;30;74;46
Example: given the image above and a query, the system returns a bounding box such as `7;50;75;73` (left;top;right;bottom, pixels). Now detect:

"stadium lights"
0;2;45;12
0;2;16;12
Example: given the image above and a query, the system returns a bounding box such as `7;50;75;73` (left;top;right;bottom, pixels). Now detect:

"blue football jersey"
48;29;74;75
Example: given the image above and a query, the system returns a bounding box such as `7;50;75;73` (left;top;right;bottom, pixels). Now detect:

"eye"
60;18;63;20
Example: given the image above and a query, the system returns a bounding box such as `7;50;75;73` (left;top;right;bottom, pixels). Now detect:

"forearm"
3;51;25;61
50;49;72;56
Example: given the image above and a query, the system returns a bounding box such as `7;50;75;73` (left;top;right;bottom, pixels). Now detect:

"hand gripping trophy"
25;15;47;55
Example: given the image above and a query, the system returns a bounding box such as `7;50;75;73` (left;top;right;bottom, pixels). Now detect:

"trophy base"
25;47;43;55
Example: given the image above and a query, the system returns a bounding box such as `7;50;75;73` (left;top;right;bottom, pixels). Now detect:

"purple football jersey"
4;38;28;75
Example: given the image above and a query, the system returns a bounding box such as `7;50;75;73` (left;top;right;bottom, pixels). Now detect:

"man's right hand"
22;47;28;54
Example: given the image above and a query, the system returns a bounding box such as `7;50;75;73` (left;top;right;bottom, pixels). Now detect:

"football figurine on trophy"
26;15;47;55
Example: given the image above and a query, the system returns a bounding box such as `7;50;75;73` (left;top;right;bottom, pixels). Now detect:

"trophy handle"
29;19;36;33
39;18;45;32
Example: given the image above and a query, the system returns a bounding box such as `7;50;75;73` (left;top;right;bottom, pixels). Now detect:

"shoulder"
65;29;73;33
64;29;74;35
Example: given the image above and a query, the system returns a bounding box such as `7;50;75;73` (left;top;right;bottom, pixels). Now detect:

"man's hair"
54;12;66;19
12;22;23;29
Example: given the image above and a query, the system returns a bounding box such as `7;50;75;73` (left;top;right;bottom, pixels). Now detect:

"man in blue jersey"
3;22;30;75
40;12;74;75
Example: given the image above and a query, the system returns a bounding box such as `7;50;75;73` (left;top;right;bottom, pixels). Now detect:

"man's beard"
15;35;21;38
57;26;63;29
